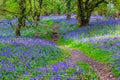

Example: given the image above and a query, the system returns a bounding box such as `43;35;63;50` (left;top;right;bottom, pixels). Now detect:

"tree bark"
16;18;22;36
15;0;26;37
77;0;107;27
57;7;61;16
36;0;42;26
66;0;71;20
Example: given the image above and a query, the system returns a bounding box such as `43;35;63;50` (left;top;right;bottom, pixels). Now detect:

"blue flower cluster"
0;15;84;80
1;15;119;79
50;15;120;77
32;62;82;80
0;40;64;79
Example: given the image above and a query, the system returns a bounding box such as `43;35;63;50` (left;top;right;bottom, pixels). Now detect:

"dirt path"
51;23;119;80
66;47;119;80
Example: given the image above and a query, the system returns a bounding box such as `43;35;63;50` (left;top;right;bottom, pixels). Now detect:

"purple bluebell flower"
118;67;120;71
0;73;2;77
30;78;36;80
37;74;43;79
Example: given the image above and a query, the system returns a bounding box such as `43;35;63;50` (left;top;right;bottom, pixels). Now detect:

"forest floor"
51;22;119;80
63;46;118;80
1;15;120;80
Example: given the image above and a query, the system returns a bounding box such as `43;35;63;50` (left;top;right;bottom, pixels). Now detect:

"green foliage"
0;0;119;19
20;61;98;80
0;42;71;80
0;0;19;18
0;0;76;18
77;62;99;80
94;3;108;16
112;65;120;77
57;40;112;64
114;0;120;10
0;42;4;48
71;42;112;64
0;43;4;61
21;19;54;40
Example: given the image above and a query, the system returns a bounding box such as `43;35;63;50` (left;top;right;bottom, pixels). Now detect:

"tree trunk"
77;0;83;27
77;0;91;27
21;0;26;27
36;0;42;26
77;0;107;27
16;18;22;36
15;0;26;37
44;11;49;16
66;0;71;20
77;11;91;27
58;7;61;16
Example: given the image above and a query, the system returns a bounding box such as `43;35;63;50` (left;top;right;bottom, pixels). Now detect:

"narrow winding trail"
65;47;119;80
52;23;119;80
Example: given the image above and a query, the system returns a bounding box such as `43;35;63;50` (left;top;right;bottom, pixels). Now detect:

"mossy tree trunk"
57;6;61;16
77;0;108;27
16;0;26;37
66;0;71;20
35;0;43;26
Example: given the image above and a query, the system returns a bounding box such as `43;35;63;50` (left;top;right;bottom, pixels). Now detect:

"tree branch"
90;0;108;11
0;8;20;15
85;0;90;5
